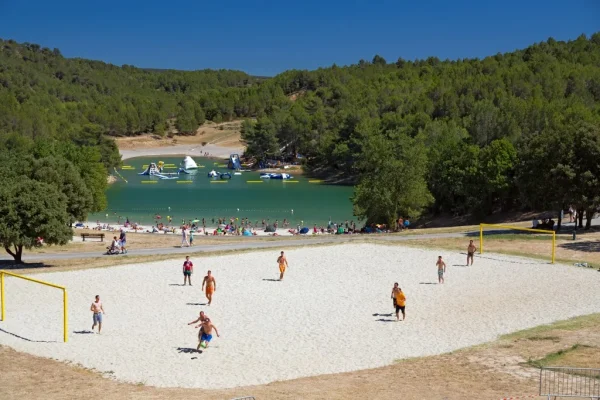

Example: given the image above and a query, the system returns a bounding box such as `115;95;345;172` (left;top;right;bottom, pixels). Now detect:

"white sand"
1;244;599;389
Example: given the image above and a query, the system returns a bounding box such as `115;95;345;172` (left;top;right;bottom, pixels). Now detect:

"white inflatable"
207;170;218;178
181;156;198;170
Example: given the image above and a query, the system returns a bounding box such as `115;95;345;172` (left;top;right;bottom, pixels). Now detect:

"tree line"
242;34;600;228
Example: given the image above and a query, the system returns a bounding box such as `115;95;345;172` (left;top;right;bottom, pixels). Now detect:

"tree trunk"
585;208;594;230
578;208;584;229
4;244;23;264
557;208;562;231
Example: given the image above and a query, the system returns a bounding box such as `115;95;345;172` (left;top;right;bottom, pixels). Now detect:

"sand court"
1;243;600;389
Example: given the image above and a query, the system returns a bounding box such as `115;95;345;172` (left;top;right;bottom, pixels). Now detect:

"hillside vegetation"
1;35;600;231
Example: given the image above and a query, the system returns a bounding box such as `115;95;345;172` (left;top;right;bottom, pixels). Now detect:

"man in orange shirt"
391;283;406;321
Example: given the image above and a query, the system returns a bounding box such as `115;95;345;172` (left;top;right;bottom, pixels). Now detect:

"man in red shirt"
183;256;194;286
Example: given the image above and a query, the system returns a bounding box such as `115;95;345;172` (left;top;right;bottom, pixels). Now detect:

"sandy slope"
0;244;599;389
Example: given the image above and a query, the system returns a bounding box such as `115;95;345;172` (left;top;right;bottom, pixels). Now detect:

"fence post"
63;289;68;343
479;224;483;255
552;232;556;264
1;272;4;321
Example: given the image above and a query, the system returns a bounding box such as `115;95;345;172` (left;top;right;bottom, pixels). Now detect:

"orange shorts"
279;264;286;273
205;286;214;295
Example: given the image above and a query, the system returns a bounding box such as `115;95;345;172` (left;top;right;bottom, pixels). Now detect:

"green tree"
352;133;432;226
0;179;72;262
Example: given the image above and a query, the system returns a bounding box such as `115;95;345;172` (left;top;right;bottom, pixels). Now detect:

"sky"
0;0;598;76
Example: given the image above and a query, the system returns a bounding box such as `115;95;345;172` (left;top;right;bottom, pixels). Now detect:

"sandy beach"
1;243;599;389
119;142;244;161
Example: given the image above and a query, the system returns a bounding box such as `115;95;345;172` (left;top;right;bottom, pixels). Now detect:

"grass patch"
501;314;600;341
527;336;561;342
526;344;587;368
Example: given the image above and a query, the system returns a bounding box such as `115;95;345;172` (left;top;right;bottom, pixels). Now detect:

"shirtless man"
390;283;406;321
202;271;216;306
188;311;209;342
90;295;105;334
436;256;447;284
196;318;220;349
277;251;288;281
467;240;477;266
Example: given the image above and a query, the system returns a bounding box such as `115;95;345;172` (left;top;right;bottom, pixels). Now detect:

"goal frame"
479;223;556;264
0;270;68;342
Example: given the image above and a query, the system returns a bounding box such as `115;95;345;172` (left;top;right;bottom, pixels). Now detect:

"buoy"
309;180;323;183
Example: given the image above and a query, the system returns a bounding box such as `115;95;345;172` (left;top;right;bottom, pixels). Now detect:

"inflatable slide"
228;154;241;170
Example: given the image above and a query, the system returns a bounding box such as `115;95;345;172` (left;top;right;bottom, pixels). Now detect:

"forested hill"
1;34;600;226
241;33;600;225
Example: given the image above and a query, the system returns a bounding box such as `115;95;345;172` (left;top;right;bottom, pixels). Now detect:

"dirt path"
116;121;245;160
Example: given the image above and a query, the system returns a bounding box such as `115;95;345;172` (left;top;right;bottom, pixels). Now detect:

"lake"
89;156;356;227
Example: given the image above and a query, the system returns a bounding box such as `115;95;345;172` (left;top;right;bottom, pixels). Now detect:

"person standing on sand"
196;318;219;349
183;256;194;285
437;256;447;284
391;283;406;321
119;229;127;254
202;271;216;305
467;240;477;266
181;227;190;247
90;295;105;334
277;251;288;280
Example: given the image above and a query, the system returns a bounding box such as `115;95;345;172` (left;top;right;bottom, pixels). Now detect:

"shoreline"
119;143;244;161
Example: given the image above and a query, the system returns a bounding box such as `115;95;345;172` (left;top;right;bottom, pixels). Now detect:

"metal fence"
540;367;600;399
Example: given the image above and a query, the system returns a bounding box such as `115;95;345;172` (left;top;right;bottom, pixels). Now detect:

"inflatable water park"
135;155;294;182
139;156;200;180
207;170;232;179
260;172;294;180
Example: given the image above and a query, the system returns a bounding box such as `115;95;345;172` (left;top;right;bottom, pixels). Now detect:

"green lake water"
89;157;356;227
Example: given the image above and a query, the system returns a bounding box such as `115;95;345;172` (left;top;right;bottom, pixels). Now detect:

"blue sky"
0;0;598;76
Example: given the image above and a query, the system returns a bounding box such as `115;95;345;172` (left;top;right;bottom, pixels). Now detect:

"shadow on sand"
73;330;95;334
419;282;438;285
560;241;600;253
262;278;280;282
177;347;202;354
0;328;58;343
186;303;207;306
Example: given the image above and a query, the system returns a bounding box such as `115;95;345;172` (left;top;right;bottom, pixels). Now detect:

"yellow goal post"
479;223;556;264
0;270;68;342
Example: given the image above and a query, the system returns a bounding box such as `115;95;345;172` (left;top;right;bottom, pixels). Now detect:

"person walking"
277;251;288;281
183;256;193;286
181;227;190;247
202;270;216;305
90;295;105;334
391;283;406;321
119;229;127;254
437;256;447;284
467;240;477;266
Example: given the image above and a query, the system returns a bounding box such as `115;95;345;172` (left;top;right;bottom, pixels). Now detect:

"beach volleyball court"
0;243;599;389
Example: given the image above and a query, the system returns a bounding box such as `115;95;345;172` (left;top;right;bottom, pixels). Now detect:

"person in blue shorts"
196;318;220;350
